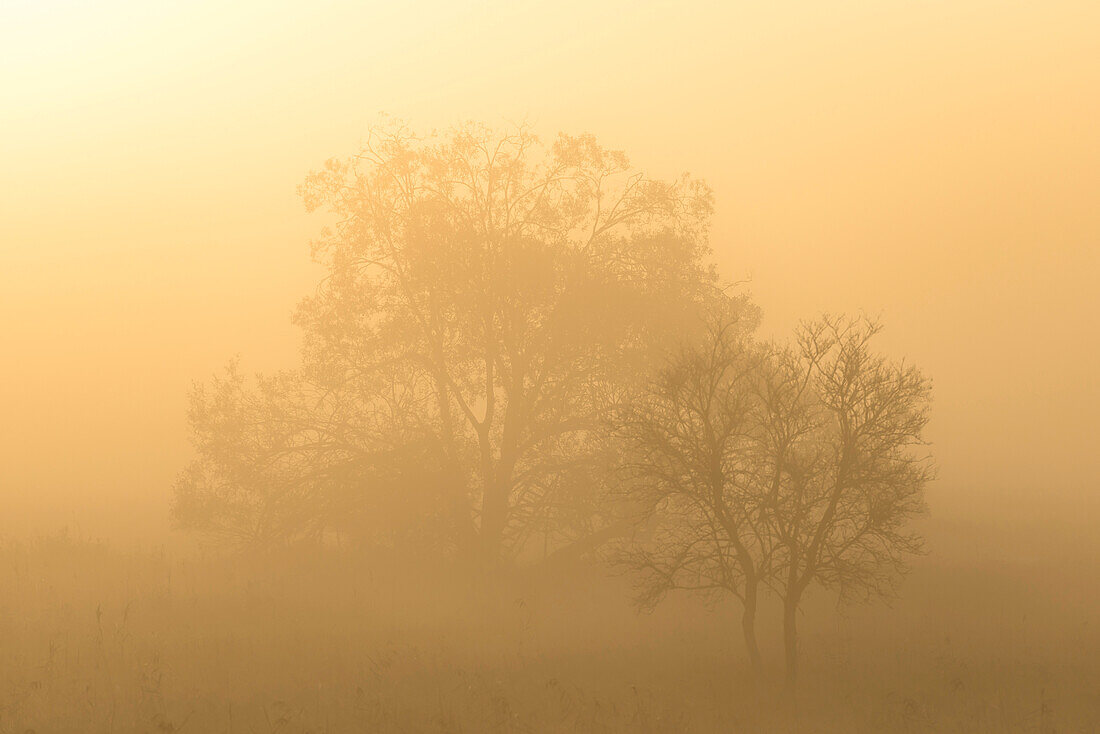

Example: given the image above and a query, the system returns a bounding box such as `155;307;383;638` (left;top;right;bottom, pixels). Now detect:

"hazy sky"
1;0;1097;542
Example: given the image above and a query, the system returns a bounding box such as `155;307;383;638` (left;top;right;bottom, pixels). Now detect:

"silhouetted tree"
611;312;771;676
611;315;932;686
174;120;722;569
757;316;933;692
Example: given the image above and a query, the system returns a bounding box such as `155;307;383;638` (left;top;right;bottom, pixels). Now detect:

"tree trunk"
783;593;799;699
741;582;764;676
480;427;520;574
479;489;507;571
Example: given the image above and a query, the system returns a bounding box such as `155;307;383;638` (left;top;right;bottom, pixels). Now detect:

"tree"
174;120;723;569
610;315;932;686
758;316;933;692
611;312;770;677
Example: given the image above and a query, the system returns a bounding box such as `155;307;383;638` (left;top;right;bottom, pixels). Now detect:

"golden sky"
1;0;1097;541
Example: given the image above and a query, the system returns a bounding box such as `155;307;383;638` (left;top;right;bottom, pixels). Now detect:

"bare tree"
611;315;933;686
757;316;934;692
174;120;722;570
611;312;771;676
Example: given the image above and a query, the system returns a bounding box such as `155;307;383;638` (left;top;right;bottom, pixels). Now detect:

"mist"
1;1;1097;731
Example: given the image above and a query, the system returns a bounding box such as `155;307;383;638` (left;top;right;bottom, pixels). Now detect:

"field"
0;529;1096;733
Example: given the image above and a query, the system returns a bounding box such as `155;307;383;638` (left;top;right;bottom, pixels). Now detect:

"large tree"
173;121;723;567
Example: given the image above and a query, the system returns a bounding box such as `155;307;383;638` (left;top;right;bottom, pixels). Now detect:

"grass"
0;532;1095;733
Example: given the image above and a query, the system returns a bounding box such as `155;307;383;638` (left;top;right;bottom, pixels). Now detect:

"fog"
0;1;1097;731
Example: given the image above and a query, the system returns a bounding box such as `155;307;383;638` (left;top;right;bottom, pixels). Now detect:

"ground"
0;532;1095;733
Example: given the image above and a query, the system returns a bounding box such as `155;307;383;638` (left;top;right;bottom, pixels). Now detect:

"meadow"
0;523;1095;733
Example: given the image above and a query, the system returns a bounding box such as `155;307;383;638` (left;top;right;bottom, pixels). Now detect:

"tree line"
173;121;933;688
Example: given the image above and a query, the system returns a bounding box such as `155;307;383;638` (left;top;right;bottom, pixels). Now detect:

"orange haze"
1;0;1097;546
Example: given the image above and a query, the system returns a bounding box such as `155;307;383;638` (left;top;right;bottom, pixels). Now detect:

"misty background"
3;1;1096;554
1;2;1099;732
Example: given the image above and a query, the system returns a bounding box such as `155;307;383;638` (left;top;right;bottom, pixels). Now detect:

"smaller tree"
612;314;933;689
758;316;934;692
611;310;771;676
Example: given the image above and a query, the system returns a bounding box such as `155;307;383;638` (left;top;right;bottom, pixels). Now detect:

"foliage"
175;120;728;562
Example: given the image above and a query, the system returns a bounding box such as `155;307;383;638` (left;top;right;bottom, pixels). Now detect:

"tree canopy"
173;121;741;565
